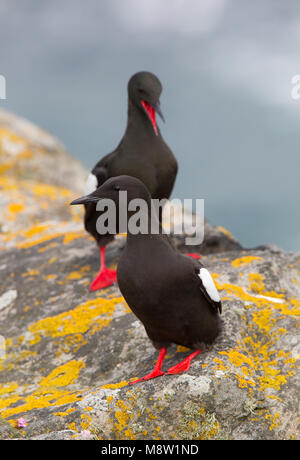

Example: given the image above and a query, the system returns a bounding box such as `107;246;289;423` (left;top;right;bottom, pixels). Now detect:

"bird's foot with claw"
167;350;202;375
89;267;117;291
130;369;165;385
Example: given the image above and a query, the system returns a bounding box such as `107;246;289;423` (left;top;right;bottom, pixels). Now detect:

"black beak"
70;195;100;205
154;101;165;123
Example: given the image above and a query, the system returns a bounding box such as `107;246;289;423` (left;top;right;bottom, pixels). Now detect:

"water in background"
1;0;300;251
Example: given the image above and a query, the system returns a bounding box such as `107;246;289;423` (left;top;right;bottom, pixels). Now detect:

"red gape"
141;100;158;135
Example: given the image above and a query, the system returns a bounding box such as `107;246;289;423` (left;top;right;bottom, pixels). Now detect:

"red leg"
90;246;117;291
186;253;201;259
130;347;167;384
167;349;203;375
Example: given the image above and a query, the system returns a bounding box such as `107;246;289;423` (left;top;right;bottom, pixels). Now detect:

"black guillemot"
81;71;178;291
71;176;221;383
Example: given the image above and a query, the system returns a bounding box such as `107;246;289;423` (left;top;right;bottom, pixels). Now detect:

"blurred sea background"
1;0;299;251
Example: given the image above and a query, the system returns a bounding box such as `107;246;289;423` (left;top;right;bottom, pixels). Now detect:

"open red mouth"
141;100;158;136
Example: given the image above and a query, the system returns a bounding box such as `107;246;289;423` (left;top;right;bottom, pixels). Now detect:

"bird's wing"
195;265;222;314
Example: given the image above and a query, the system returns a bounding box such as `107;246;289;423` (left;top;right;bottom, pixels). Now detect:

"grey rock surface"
0;110;299;440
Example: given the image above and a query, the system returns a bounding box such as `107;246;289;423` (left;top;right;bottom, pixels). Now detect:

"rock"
0;109;299;440
0;108;87;238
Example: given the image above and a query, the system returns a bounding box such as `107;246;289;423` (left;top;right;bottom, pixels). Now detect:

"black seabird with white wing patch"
82;71;178;291
71;175;222;383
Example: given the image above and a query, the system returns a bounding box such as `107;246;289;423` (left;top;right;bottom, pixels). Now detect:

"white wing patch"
84;173;98;195
199;268;220;302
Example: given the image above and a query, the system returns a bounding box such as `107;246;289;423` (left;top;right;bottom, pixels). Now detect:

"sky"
0;0;300;251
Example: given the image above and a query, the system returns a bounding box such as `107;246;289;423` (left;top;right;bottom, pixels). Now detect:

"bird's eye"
114;185;120;191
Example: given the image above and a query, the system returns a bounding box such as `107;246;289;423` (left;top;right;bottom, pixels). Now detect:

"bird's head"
128;71;165;136
70;175;150;209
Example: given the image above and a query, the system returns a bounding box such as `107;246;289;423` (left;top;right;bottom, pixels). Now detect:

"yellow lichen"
32;183;71;200
63;231;86;244
27;296;124;344
39;360;85;388
7;203;24;214
54;407;76;417
231;256;264;268
216;226;235;240
248;273;265;293
101;381;129;390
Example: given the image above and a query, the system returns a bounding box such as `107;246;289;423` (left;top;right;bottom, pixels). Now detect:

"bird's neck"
126;231;172;260
125;210;171;252
125;99;160;138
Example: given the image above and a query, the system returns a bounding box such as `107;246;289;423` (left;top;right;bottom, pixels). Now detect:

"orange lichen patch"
81;413;92;430
0;360;87;419
212;275;299;398
0;128;30;157
54;334;88;356
2;223;58;247
231;256;264;268
288;299;300;315
7;203;24;214
68;422;77;431
27;296;124;345
0;162;14;174
43;274;57;281
47;256;58;264
113;399;135;439
63;231;86;244
38;243;58;253
1;388;83;419
176;345;190;353
219;350;255;369
23;224;50;238
17;233;64;249
265;411;281;431
215;279;282;308
216;340;293;392
0;176;18;191
39;360;85;388
0;382;19;396
54;407;76;417
31;183;71;200
101;381;129;390
22;269;40;277
216;226;235;240
66;266;91;281
248;273;265;293
66;272;82;280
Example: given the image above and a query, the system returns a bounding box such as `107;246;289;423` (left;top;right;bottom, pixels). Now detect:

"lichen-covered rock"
0;108;86;238
0;110;299;440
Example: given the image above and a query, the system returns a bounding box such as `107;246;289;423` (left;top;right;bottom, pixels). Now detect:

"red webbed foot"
130;347;167;385
89;267;117;291
167;350;203;375
90;246;117;291
186;253;201;259
130;368;165;384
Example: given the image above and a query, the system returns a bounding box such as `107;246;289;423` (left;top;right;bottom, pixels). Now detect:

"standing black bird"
71;176;222;383
83;71;178;291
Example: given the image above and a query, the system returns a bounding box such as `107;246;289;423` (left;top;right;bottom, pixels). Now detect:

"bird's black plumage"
84;71;178;248
71;176;222;380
